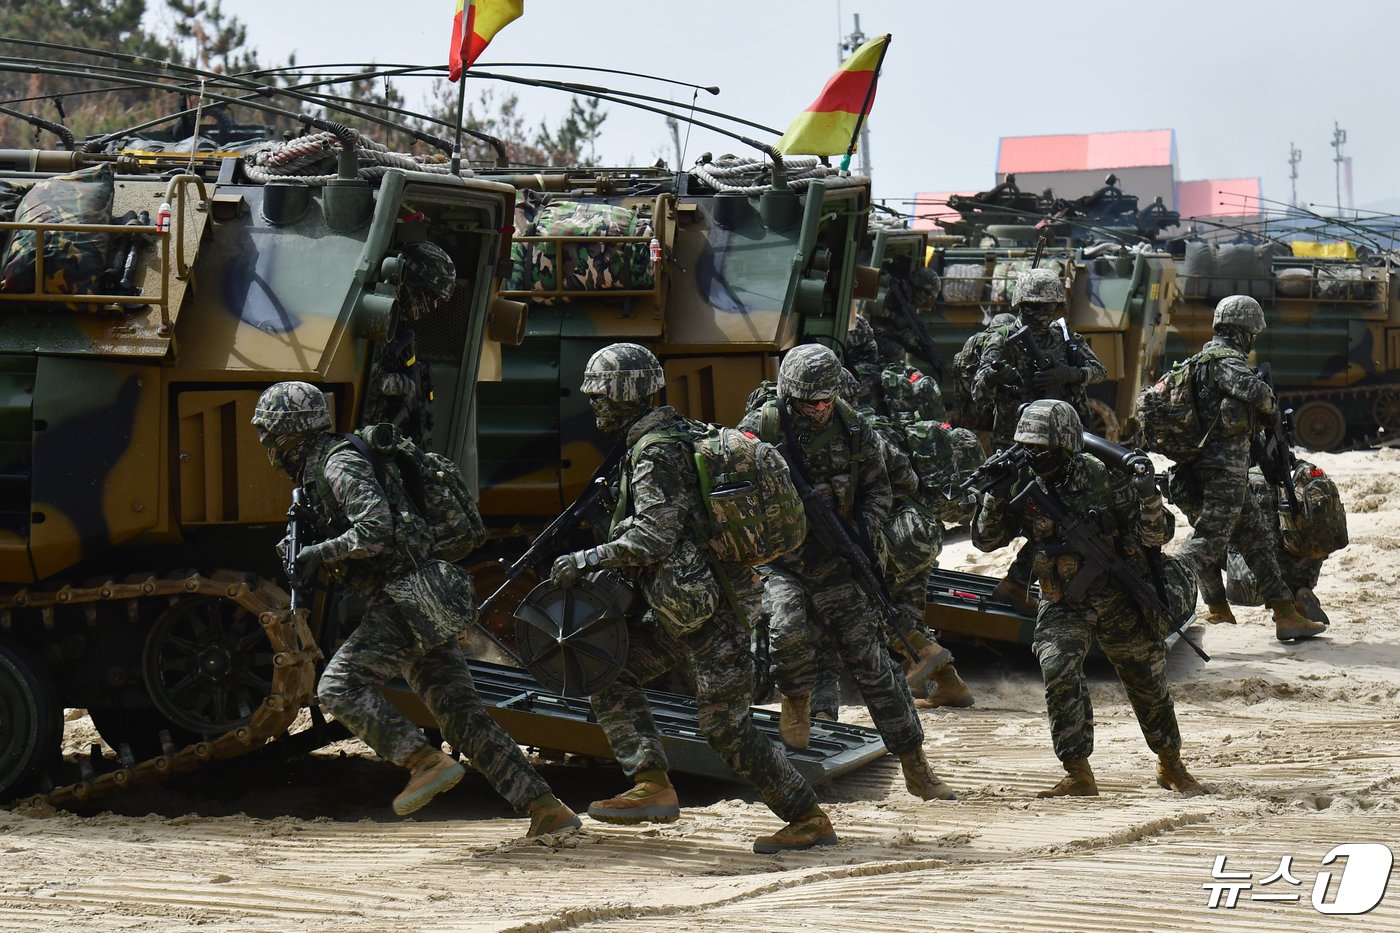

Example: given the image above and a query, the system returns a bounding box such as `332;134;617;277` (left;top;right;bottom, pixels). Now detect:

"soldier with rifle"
971;268;1106;612
969;400;1207;798
740;344;957;804
549;344;836;854
254;382;580;834
1162;295;1325;642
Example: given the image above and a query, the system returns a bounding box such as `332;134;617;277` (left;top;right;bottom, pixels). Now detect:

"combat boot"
779;692;811;749
899;748;958;800
1036;758;1098;798
525;793;583;838
752;807;838;854
1294;587;1330;625
1270;599;1327;642
992;574;1038;615
1156;751;1206;797
587;770;681;824
813;711;837;723
1203;602;1237;625
392;746;466;816
898;635;951;694
915;664;975;709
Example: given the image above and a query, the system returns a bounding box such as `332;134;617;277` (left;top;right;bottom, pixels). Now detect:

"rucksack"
1278;463;1348;559
1137;344;1241;460
340;424;487;563
631;420;807;567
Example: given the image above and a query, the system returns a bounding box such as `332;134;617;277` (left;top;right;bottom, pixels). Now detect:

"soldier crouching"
971;399;1205;798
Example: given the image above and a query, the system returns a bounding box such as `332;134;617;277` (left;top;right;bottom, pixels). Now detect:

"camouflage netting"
506;193;655;303
0;163;114;311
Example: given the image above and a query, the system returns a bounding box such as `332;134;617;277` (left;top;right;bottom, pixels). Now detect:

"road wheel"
1371;389;1400;432
1293;400;1348;452
142;595;274;736
0;639;62;800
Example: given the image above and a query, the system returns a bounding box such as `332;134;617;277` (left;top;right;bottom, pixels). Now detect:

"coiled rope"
691;154;865;195
241;131;460;185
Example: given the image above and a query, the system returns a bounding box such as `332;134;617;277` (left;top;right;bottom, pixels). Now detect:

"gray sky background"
146;0;1400;216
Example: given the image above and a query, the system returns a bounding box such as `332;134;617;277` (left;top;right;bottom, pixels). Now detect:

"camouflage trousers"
812;504;952;719
1171;460;1290;604
763;558;924;756
1206;546;1325;605
318;599;549;810
589;569;819;822
1032;587;1182;764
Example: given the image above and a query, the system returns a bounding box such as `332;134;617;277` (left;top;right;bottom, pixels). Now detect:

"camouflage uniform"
972;401;1185;766
253;382;553;813
739;394;924;758
557;345;820;825
971;270;1107;449
865;266;941;366
363;241;455;444
1168;339;1291;605
951;312;1018;429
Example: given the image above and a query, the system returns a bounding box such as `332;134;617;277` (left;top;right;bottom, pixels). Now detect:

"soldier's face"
1027;444;1068;477
259;431;308;474
588;393;637;434
1020;303;1055;329
795;396;836;425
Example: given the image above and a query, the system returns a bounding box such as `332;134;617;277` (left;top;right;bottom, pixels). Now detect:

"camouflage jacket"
972;321;1107;442
739;397;892;552
363;325;433;444
972;454;1174;601
596;405;708;569
298;433;434;594
1193;336;1276;444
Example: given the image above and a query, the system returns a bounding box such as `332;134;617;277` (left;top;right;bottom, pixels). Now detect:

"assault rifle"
960;437;1210;662
886;255;948;380
284;487;316;616
776;407;920;658
1255;363;1301;517
478;443;627;616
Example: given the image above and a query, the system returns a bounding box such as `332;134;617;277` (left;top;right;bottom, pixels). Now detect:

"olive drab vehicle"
469;159;873;508
0;131;523;803
1166;242;1400;451
921;177;1181;440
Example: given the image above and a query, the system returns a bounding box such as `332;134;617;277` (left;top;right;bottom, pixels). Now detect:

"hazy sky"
143;0;1400;215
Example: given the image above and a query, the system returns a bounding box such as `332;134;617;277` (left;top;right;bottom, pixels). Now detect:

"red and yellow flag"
776;33;890;157
448;0;524;81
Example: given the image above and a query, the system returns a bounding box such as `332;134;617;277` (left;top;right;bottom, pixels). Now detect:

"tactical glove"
550;548;603;588
1129;469;1159;501
991;364;1021;387
1032;365;1084;393
295;543;327;586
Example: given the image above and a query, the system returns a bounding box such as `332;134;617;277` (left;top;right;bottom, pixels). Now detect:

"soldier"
739;344;956;802
362;241;456;444
848;311;947;424
251;382;580;835
1202;460;1346;625
1167;296;1325;641
549;344;837;854
866;265;942;369
973;269;1107;612
951;311;1017;429
971;400;1205;798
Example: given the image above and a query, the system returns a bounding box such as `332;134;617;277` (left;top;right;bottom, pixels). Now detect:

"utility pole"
1331;121;1347;217
840;14;872;178
1288;142;1302;209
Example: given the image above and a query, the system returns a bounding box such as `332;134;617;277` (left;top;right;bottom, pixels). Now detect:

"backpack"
1278;463;1348;559
632;420;807;567
340;424;488;563
1136;344;1238;460
950;326;1007;430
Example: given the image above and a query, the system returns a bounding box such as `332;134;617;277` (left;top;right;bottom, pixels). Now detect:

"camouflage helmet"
1011;268;1066;306
778;344;843;401
581;342;665;401
989;312;1018;329
1013;399;1084;452
398;241;456;321
844;314;879;367
1213;295;1266;335
251;381;332;436
839;366;860;401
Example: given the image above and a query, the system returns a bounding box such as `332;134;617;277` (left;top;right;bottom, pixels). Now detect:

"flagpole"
842;34;890;174
451;73;467;176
